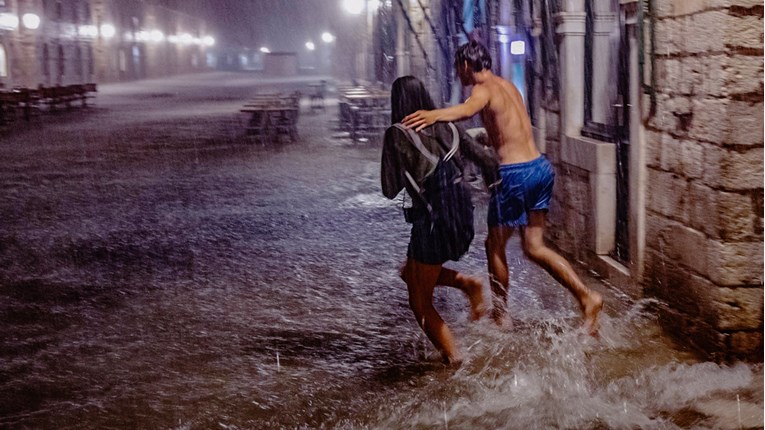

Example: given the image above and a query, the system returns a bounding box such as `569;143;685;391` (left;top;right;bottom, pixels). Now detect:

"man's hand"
403;110;439;132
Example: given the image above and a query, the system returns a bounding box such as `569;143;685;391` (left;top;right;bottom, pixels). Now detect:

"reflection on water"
0;74;761;429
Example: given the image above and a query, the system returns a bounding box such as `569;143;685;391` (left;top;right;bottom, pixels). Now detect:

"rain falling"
0;0;762;429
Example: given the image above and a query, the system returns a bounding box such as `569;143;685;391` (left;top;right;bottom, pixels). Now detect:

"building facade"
381;0;763;361
0;0;212;88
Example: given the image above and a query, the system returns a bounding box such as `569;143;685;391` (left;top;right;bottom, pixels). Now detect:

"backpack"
393;123;475;261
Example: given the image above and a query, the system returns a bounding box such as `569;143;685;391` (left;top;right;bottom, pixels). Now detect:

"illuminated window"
57;44;64;82
0;44;7;77
42;44;49;77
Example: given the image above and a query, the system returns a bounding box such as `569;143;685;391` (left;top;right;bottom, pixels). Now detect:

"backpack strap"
445;122;460;162
392;123;439;165
391;123;434;216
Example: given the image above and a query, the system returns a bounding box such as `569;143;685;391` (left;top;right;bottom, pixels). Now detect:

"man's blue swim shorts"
488;155;555;228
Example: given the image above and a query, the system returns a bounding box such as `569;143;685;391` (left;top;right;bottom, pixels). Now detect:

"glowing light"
510;40;526;55
123;32;133;42
260;47;270;54
342;0;364;14
305;41;315;51
498;34;510;44
321;32;335;43
202;36;215;47
150;29;165;42
180;33;193;44
100;23;116;38
22;13;40;30
368;0;380;11
79;25;98;38
135;30;150;42
0;13;19;30
168;35;179;44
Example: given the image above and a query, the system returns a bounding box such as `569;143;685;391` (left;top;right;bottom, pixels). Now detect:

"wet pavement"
0;72;762;429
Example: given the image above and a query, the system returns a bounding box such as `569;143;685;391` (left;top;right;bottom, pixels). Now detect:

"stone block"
688;182;720;237
685;11;729;53
704;145;764;190
666;223;710;275
564;175;590;210
670;0;731;16
645;130;663;168
560;136;617;174
725;55;764;95
727;101;764;146
646;253;719;320
654;18;684;56
645;214;709;274
693;55;726;97
725;15;764;50
715;287;764;330
688;98;729;143
717;190;759;240
681;139;705;179
660;133;684;174
647;169;690;221
690;184;757;241
707;239;764;285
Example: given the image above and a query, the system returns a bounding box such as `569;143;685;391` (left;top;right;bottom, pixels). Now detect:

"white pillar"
395;0;409;77
555;1;586;137
591;1;617;124
623;0;646;279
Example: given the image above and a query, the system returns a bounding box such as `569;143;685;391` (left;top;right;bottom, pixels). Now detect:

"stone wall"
644;0;763;360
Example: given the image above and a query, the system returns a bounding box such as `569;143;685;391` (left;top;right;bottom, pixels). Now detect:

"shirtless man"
403;41;603;334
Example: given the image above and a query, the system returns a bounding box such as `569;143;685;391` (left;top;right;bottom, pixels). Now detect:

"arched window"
0;44;7;78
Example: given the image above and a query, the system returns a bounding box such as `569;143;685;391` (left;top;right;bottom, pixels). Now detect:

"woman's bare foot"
461;277;488;321
582;290;603;336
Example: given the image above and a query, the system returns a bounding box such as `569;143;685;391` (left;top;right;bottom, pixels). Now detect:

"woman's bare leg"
401;258;462;363
435;268;487;321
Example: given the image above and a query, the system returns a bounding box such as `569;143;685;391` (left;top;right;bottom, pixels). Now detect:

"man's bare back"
475;76;539;165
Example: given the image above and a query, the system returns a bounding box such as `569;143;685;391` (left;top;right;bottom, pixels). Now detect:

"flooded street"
0;73;762;429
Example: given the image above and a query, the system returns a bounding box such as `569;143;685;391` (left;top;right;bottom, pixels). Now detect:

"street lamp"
321;32;335;43
100;23;116;39
0;13;19;30
21;13;40;30
305;41;315;51
260;47;270;54
342;0;364;15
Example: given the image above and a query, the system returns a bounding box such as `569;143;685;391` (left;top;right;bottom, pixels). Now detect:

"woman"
381;76;499;364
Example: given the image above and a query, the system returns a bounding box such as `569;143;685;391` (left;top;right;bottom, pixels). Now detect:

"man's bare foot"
461;277;488;321
490;308;514;330
582;290;603;336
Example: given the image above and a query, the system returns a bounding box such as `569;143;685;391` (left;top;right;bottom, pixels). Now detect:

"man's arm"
402;85;490;132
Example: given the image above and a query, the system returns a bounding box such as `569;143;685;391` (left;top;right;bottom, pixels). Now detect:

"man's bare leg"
401;258;462;364
520;211;603;335
485;226;514;327
435;267;487;321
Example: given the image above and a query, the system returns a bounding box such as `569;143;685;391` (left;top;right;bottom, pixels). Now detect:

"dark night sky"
187;0;353;50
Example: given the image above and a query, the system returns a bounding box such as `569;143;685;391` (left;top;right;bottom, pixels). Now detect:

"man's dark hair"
455;40;492;72
390;76;437;124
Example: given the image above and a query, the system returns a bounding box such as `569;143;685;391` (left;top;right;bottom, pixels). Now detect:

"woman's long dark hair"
390;76;437;125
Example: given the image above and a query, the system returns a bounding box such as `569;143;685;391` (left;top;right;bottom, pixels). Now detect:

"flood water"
0;73;762;429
